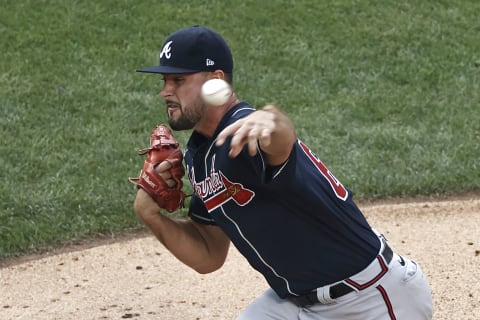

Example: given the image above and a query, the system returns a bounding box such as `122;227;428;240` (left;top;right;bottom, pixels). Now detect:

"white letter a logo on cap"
160;41;173;59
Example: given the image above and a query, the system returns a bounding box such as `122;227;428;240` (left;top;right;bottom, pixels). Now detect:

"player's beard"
167;100;206;131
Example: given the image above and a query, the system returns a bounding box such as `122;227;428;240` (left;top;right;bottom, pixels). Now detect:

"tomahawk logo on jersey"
188;155;255;212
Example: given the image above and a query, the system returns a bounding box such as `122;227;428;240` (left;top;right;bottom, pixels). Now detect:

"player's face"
160;73;207;131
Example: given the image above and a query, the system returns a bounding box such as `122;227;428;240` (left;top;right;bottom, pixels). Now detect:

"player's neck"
195;94;240;138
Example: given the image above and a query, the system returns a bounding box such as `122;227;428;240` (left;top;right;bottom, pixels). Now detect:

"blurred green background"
1;0;479;258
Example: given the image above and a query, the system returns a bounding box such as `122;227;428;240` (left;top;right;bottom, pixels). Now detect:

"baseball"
201;78;232;106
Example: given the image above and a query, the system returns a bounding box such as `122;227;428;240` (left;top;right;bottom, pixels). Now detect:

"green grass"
1;0;479;258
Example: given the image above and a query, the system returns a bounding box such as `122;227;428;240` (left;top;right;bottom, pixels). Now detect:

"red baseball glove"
129;124;186;212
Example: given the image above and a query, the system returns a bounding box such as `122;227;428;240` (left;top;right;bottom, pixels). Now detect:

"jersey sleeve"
262;141;297;184
188;194;217;225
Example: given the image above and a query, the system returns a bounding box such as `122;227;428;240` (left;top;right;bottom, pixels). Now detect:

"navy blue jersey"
185;102;381;298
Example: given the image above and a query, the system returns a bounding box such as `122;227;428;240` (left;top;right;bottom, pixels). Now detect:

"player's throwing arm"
216;104;296;165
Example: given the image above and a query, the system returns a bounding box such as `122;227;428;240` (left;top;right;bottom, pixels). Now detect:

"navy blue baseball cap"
137;25;233;74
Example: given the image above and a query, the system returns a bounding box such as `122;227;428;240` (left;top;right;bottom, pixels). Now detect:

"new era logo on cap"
137;25;233;74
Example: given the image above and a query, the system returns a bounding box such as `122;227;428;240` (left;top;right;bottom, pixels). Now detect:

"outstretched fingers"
215;120;240;147
215;108;276;158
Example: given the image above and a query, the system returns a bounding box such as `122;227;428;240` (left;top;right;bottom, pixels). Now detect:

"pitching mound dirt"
1;197;479;319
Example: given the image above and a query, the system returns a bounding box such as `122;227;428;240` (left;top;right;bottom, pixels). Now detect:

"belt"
290;240;393;307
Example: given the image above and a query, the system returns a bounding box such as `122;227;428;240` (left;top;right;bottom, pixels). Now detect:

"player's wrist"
134;189;161;216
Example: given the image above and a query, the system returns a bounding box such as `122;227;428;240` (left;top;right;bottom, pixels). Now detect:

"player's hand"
216;104;277;158
155;160;181;188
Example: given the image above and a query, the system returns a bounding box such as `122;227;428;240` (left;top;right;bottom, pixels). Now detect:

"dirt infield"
1;196;479;320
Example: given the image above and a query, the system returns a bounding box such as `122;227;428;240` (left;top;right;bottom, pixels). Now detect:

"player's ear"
208;70;225;80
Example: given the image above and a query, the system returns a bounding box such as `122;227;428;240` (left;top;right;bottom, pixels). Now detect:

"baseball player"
133;25;433;319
